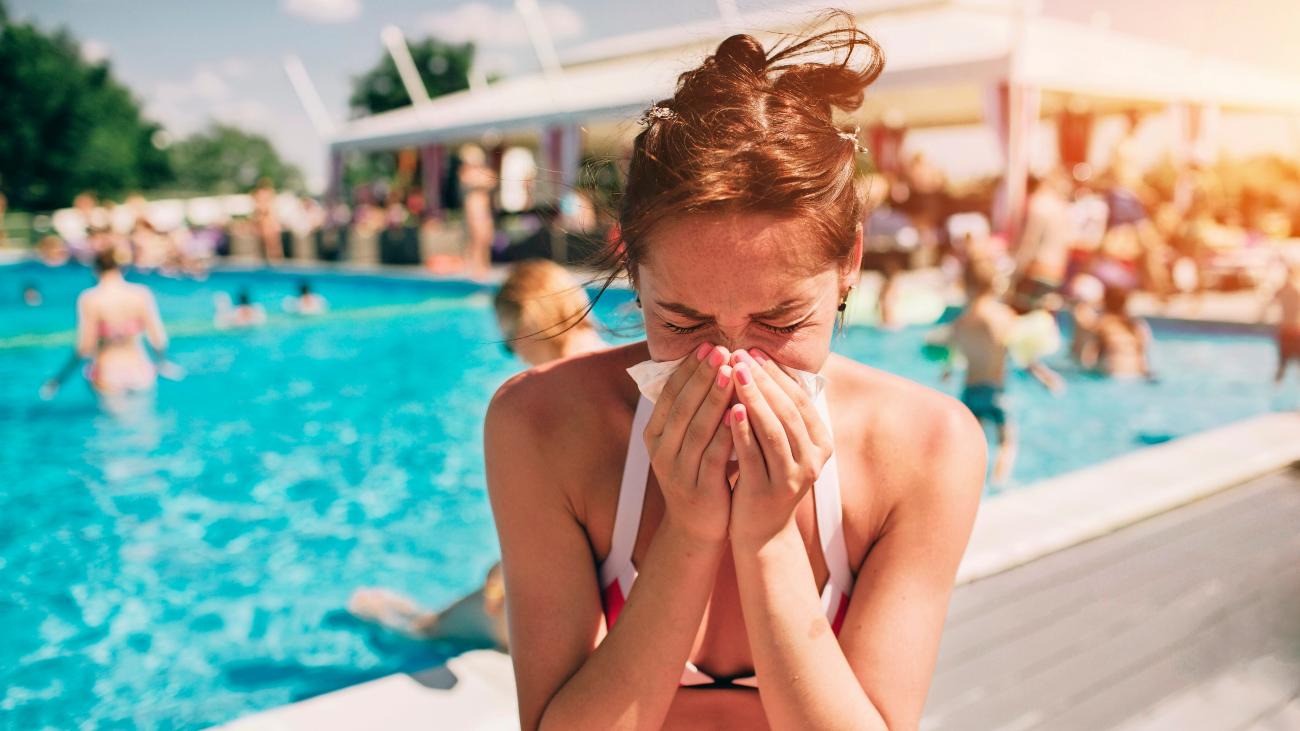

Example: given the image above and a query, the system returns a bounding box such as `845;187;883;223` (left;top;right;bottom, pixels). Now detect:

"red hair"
615;11;885;275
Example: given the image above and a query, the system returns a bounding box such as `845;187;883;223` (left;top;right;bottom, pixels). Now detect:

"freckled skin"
636;214;842;372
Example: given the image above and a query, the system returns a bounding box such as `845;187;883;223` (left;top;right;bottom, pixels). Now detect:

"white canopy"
328;0;1300;153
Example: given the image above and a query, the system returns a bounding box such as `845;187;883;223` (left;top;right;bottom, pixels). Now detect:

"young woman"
486;18;985;731
42;249;173;401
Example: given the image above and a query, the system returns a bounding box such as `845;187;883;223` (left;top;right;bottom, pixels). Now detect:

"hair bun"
714;34;768;76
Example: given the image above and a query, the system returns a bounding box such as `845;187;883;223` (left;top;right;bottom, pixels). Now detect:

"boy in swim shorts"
946;258;1062;484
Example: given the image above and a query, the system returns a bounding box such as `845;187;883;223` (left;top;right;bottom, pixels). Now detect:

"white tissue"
626;354;826;465
626;354;826;405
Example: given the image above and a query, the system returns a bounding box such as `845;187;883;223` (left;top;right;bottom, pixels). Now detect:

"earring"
635;296;642;308
837;284;854;312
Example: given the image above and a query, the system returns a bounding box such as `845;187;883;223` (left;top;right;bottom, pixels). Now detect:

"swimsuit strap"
812;392;856;601
599;395;654;588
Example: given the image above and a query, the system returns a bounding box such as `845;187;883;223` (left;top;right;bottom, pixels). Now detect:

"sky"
9;0;1300;191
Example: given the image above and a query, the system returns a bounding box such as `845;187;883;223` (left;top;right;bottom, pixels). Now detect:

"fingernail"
707;348;726;368
749;349;768;365
735;363;752;386
733;405;746;423
695;343;711;361
716;365;731;389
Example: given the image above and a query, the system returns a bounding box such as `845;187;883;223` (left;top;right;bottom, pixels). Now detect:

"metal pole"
381;25;432;107
514;0;563;80
283;54;336;139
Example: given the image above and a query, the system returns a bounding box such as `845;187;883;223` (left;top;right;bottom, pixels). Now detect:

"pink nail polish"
749;349;768;365
695;343;710;361
708;348;726;369
733;405;747;423
735;364;752;386
716;366;731;389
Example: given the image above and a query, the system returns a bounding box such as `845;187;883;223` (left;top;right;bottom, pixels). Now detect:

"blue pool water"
0;261;1288;729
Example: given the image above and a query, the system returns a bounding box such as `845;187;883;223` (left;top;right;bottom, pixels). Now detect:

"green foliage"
0;18;171;210
167;124;303;195
349;37;474;116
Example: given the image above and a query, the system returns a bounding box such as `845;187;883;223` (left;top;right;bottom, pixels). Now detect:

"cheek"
750;328;833;373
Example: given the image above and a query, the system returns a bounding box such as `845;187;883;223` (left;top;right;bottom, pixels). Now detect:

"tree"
167;124;303;195
0;14;171;210
349;37;474;116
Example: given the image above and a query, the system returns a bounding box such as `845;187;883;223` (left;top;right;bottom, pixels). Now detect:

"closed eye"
661;320;707;335
759;322;803;335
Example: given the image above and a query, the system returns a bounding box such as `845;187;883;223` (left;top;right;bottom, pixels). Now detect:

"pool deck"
213;411;1300;731
924;466;1300;731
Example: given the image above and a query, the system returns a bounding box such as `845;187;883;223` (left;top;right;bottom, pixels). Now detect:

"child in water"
944;258;1063;484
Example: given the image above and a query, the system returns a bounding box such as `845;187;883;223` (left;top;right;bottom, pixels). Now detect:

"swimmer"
215;289;266;329
487;19;984;730
944;258;1063;484
41;249;179;400
1261;260;1300;385
283;280;327;316
22;282;42;307
1080;285;1154;379
348;259;608;650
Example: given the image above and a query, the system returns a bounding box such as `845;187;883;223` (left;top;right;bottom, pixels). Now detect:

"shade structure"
327;0;1300;155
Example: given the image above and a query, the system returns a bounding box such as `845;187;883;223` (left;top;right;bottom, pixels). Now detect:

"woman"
42;249;172;399
458;144;498;277
1082;285;1153;379
486;19;985;731
349;259;608;649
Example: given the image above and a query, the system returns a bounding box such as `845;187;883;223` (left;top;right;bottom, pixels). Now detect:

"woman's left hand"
726;349;834;548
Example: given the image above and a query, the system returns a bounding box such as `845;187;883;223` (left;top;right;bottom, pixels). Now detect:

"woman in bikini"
42;249;173;400
486;16;985;730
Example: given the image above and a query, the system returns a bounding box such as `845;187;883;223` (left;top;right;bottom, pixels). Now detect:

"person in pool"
348;259;608;649
1080;284;1154;380
1262;260;1300;385
215;288;267;329
485;19;985;730
944;258;1063;485
41;249;173;399
285;280;328;316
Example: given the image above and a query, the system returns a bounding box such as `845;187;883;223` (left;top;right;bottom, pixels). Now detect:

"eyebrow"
655;298;811;321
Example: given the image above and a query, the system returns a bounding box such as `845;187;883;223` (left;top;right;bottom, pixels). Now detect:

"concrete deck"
924;468;1300;731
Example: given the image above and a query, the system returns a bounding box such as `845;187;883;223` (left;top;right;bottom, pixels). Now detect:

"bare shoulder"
825;354;985;502
485;342;647;496
488;342;644;430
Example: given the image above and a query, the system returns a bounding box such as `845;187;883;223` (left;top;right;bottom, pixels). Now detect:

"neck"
99;270;124;284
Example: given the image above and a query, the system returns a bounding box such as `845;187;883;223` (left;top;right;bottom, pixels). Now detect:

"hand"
643;344;737;545
726;349;833;548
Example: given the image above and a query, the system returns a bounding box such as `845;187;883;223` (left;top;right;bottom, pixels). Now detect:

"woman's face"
635;213;860;373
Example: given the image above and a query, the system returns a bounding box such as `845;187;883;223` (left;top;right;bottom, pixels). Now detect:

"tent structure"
322;0;1300;230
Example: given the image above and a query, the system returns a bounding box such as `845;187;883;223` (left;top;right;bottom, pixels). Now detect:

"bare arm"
142;290;168;354
75;292;97;358
729;352;984;730
487;348;736;731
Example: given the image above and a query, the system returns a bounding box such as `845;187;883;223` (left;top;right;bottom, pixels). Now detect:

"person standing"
458;144;497;277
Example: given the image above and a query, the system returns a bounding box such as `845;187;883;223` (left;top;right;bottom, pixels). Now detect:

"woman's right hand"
644;344;737;545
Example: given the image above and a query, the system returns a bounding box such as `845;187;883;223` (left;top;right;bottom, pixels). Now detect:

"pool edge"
955;410;1300;585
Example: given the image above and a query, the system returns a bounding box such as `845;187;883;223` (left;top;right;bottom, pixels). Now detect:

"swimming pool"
0;261;1287;729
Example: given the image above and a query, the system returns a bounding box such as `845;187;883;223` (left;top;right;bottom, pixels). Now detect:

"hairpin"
639;105;677;126
837;126;869;154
